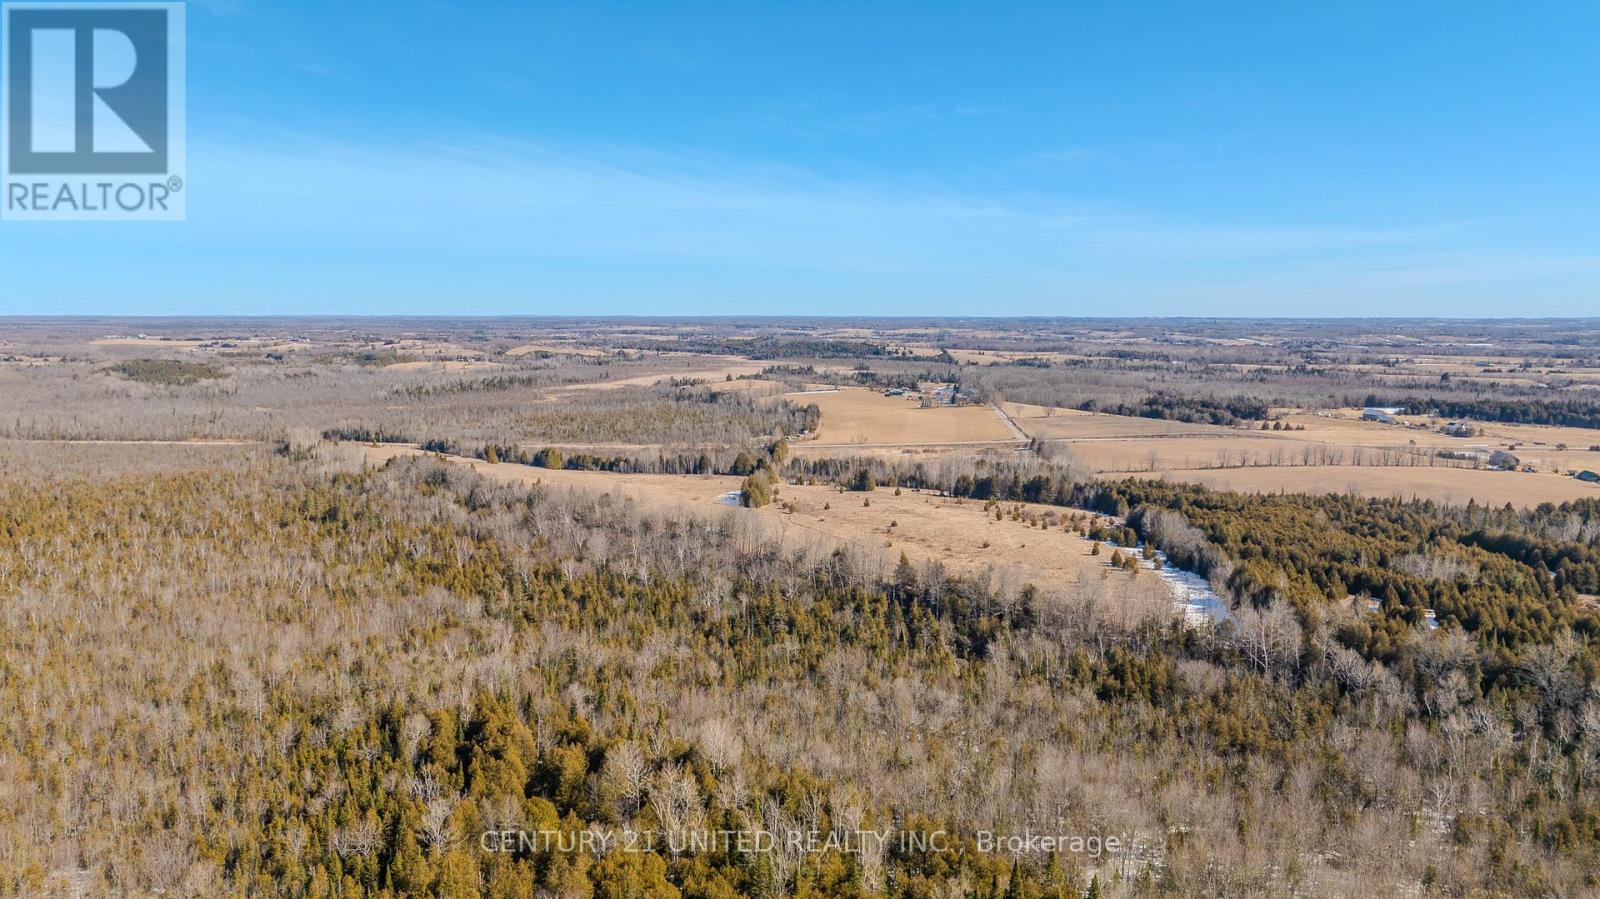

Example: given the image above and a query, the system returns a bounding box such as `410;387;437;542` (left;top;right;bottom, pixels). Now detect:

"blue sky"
3;0;1600;316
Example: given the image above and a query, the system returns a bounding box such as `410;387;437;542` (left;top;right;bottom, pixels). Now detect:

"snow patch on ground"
1099;540;1230;625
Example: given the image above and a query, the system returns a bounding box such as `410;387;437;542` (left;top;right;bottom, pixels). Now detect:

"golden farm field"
800;387;1018;446
1155;464;1599;508
1001;403;1600;506
88;336;210;348
1003;403;1235;438
1283;410;1600;472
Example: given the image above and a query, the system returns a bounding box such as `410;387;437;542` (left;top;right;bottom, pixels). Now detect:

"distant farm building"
1442;421;1476;438
1362;407;1399;424
930;385;973;406
1579;470;1600;484
1489;450;1521;471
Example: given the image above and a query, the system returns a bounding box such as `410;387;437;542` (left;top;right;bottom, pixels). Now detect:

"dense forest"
458;436;796;480
3;453;1599;897
1387;396;1600;430
1073;393;1272;427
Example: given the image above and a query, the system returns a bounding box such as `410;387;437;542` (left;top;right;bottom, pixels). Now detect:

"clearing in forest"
355;444;1166;603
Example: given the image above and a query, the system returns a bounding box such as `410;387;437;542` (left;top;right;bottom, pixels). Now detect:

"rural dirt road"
992;404;1029;441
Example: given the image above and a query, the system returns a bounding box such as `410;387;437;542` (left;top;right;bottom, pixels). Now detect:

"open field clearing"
358;444;743;514
1004;404;1295;471
356;443;1169;600
1004;403;1515;453
788;443;1032;468
801;387;1018;445
1155;464;1600;507
88;336;211;348
1283;410;1600;449
1284;410;1600;472
1400;414;1600;450
1003;401;1600;495
1003;403;1235;439
693;376;790;395
1063;435;1325;473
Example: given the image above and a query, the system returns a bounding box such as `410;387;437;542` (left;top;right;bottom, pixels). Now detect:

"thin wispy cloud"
7;122;1544;314
194;129;1460;274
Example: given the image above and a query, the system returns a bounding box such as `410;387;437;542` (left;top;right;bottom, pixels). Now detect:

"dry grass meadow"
1154;464;1595;507
1001;403;1600;507
799;387;1018;446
